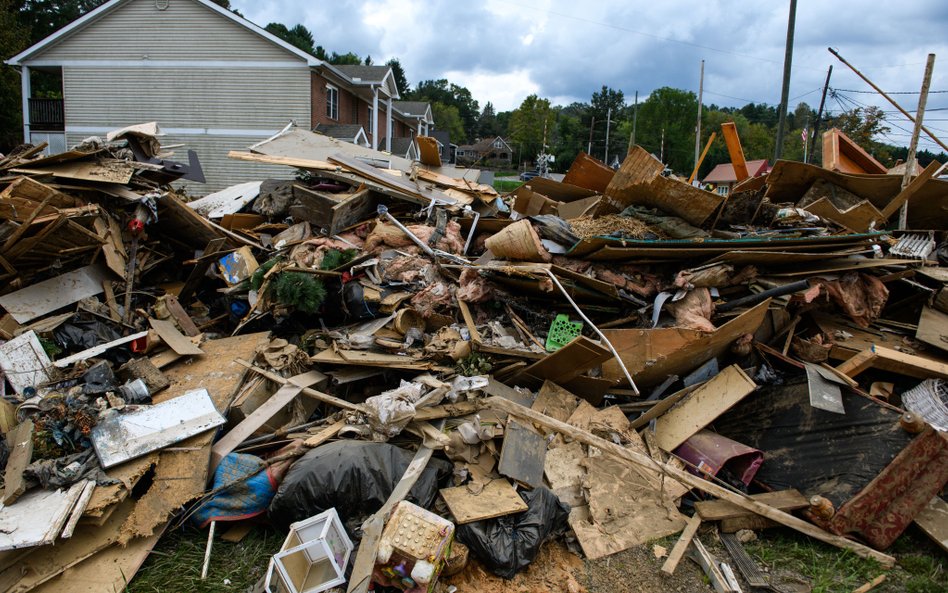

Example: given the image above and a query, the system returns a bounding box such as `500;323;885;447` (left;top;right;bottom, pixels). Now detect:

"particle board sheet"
531;381;580;423
498;418;546;488
654;365;757;452
118;332;270;543
91;388;226;468
0;264;108;323
602;299;770;388
440;479;528;524
513;336;612;389
917;306;948;352
562;151;615;193
544;440;587;507
915;496;948;553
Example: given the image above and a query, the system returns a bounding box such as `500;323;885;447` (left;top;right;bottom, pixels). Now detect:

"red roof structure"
702;159;770;184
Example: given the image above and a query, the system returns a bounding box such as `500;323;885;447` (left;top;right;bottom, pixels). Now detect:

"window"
326;85;338;120
493;138;504;148
716;185;730;196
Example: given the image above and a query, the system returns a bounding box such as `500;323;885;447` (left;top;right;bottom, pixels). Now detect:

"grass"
744;527;947;593
493;179;523;194
128;525;282;592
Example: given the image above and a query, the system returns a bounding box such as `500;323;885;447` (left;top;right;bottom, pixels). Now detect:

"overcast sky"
234;0;948;151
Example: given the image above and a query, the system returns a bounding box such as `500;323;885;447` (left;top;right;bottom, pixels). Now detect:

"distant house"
393;101;434;137
457;136;513;166
5;0;424;192
702;159;770;196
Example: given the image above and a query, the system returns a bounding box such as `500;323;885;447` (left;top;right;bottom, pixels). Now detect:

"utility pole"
631;91;638;150
604;107;612;164
587;116;595;155
809;64;833;164
774;0;798;161
900;53;936;229
695;60;705;175
802;116;810;163
660;128;665;163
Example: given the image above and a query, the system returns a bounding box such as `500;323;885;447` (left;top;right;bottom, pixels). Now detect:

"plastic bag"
268;441;451;536
456;486;569;578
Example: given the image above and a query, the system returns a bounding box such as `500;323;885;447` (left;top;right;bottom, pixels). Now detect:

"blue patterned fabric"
191;453;277;528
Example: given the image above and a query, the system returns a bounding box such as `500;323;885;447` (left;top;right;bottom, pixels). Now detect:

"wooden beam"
879;160;943;220
661;514;701;576
836;345;948;380
486;396;896;567
721;122;749;182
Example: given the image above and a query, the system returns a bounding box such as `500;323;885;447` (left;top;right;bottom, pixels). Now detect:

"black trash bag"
54;318;130;365
268;441;452;536
456;486;570;579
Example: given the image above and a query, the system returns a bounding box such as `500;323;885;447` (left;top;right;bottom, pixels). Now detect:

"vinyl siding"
35;0;301;62
63;67;310;130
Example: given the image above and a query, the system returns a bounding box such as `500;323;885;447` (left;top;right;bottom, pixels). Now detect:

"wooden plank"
53;331;149;368
440;479;529;524
498;418;546;487
92;216;126;278
688;537;737;593
329;153;457;206
513;336;611;388
654;365;757;452
149;318;203;355
661;514;702;576
162;294;200;337
227;150;336;171
822;128;888;174
837;345;948;380
238;360;366;412
12;160;134;184
721;122;749;182
416;136;442;167
2;421;33;505
0;264;108;323
914;496;948;553
60;481;96;539
303;419;346;447
486;395;896;567
209;370;325;472
695;489;808;521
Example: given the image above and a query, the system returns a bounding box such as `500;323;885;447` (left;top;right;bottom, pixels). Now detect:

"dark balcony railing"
28;98;64;132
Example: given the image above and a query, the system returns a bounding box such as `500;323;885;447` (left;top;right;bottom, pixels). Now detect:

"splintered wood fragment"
237;359;364;412
853;575;887;593
303;419;346;448
486;396;896;567
914;496;948;553
163;294;200;337
836;345;948;379
661;514;702;576
149;318;203;356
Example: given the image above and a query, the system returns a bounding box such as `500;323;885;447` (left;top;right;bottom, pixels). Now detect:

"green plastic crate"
545;314;583;352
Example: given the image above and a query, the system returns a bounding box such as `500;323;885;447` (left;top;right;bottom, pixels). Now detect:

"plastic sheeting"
456;486;569;579
268;441;452;535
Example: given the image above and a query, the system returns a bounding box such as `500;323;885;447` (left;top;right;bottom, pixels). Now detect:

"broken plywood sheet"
0;264;108;323
149;317;204;356
513;336;612;391
82;453;158;522
569;456;687;560
601;145;723;226
917;306;948;352
562;151;615;194
91;388;226;468
119;332;270;544
654;365;757;452
0;331;51;395
602;299;770;388
532;381;580;424
440;479;528;524
498;418;546;488
0;481;89;551
544;440;587;507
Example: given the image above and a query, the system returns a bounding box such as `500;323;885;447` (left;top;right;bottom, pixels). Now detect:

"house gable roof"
7;0;322;66
315;124;368;146
333;65;400;98
393;101;434;123
702;159;770;184
470;136;512;153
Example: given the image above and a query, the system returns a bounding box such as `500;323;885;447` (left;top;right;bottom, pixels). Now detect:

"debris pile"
0;123;947;592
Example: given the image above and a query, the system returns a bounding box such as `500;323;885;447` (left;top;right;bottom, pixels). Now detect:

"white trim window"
326;84;339;120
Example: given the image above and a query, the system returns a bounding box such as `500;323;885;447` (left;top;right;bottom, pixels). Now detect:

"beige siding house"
7;0;318;192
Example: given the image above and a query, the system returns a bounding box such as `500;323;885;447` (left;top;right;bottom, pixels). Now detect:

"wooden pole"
829;48;948;154
695;59;705;178
899;53;936;229
774;0;798;161
486;396;896;567
810;65;833;164
689;131;717;185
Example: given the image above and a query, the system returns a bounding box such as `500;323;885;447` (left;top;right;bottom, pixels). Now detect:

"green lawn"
493;179;523;194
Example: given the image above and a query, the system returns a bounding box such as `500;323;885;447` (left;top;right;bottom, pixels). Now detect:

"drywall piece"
187;181;262;218
497;418;546;488
0;330;51;394
210;370;325;472
2;421;33;505
440;479;529;524
53;331;149;368
0;481;88;551
149;318;204;356
914;496;948;553
91;388;226;468
805;362;847;414
0;264;108;323
654;365;757;452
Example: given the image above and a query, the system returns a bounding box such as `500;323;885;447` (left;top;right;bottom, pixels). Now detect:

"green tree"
636;87;698;173
410;79;479;142
590;85;627;161
264;23;325;59
431;102;464;144
386;58;409;95
552;109;586;172
477;102;503;138
1;0;30;151
328;51;363;65
509;94;553;165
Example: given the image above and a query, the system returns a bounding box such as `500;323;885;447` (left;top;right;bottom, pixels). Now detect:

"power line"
833;88;948;95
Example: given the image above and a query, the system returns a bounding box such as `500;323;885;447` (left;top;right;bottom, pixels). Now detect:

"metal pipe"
377;204;435;257
717;279;810;313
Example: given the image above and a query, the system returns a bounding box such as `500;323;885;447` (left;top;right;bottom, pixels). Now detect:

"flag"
801;127;808;145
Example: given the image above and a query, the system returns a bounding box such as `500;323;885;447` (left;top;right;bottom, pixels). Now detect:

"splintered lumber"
237;359;365;412
688;537;737;593
661;514;702;576
149;318;203;355
881;160;943;220
2;421;33;504
720;122;749;182
210;370;325;471
836;345;948;380
486;396;896;567
440;479;529;524
695;489;808;521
